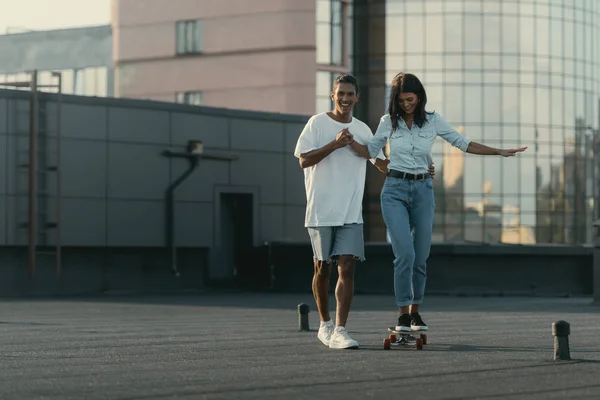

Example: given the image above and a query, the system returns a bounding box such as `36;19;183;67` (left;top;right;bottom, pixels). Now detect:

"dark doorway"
218;193;254;287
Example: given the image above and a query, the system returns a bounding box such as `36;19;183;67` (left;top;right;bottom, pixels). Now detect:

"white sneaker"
328;327;359;349
317;322;334;346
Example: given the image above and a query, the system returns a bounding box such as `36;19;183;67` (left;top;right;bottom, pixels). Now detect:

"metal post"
552;320;571;360
54;72;63;279
28;71;38;280
298;303;310;331
594;220;600;305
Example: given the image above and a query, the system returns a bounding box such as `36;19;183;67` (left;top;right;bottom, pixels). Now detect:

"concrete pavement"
1;293;599;399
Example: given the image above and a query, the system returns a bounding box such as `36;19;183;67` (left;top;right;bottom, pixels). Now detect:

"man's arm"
298;128;353;168
299;141;341;168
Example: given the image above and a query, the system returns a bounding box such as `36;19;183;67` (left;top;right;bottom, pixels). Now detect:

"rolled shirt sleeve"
368;115;392;158
433;112;471;152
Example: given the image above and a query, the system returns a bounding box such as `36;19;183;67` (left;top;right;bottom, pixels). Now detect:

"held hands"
375;159;390;174
334;128;354;149
428;163;435;178
498;146;528;157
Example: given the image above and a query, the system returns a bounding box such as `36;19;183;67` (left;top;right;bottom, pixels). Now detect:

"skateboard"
383;327;428;350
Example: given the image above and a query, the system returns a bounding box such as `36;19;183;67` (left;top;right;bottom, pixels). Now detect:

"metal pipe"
162;147;238;277
165;154;199;277
28;71;38;280
55;72;62;279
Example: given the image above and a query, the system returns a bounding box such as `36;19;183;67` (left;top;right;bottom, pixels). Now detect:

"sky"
0;0;110;34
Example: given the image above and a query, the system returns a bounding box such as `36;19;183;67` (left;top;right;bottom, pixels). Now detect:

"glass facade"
357;0;600;245
315;0;352;114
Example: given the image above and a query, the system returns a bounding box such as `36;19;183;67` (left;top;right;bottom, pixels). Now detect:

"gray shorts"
307;223;365;263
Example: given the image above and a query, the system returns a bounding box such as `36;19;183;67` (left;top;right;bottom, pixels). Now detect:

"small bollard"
298;303;310;331
552;320;571;360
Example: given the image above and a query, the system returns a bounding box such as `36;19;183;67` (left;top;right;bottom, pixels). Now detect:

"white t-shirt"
293;112;385;227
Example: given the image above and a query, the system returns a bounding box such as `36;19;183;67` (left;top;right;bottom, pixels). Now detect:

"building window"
176;20;203;54
316;0;347;66
176;91;203;106
316;71;338;113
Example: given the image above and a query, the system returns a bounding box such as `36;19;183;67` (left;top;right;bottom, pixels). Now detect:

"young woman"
350;72;527;332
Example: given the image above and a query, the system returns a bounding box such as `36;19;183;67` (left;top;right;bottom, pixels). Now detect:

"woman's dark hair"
388;72;429;130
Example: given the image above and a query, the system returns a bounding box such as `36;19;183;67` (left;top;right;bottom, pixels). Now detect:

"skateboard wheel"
420;334;428;345
389;334;397;343
415;338;423;350
383;338;391;350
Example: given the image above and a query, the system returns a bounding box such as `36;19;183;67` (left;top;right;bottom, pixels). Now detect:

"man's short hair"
333;74;359;94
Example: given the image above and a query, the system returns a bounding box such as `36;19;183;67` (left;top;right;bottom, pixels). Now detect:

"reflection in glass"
520;157;536;196
536;88;551;126
316;23;331;64
464;86;482;124
502;86;518;125
425;15;444;52
365;0;600;244
386;17;404;55
444;15;462;52
444;84;463;123
464;15;481;52
483;86;501;123
503;158;520;195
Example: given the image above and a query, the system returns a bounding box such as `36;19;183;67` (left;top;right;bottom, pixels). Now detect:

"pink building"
111;0;352;115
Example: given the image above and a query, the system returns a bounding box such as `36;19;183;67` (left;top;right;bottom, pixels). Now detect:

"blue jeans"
380;176;435;307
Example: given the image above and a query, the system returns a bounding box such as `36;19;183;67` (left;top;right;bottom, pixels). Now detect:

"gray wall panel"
0;92;312;249
108;107;170;144
284;122;307;154
261;205;284;242
0;99;7;133
60;198;107;246
7;100;30;135
5;196;27;245
60;140;107;198
230;152;284;204
0;196;5;245
46;103;108;140
230;119;284;152
107;143;169;200
171;113;229;148
170;158;230;203
6;134;28;196
107;200;163;246
0;134;6;194
175;202;213;247
285;156;305;206
283;205;309;241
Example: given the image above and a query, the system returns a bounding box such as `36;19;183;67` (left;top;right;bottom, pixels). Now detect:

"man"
294;74;435;349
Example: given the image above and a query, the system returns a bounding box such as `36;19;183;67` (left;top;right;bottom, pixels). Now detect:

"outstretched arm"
467;142;528;157
434;113;527;157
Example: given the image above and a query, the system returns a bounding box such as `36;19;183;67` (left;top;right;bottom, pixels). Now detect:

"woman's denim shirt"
367;112;472;174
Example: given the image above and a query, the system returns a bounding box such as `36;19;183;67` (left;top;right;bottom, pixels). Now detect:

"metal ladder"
1;70;63;280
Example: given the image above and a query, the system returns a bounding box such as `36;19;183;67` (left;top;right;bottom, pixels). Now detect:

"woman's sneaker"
410;312;428;331
394;313;412;332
